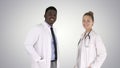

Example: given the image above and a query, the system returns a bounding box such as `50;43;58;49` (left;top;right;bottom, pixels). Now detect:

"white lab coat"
24;22;60;68
75;30;107;68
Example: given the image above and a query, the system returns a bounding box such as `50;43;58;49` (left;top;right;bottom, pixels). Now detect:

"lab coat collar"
85;30;95;35
43;21;52;29
81;30;95;39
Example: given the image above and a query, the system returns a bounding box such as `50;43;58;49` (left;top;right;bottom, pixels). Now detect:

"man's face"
44;10;57;26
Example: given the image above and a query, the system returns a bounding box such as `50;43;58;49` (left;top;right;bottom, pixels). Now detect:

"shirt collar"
43;21;52;29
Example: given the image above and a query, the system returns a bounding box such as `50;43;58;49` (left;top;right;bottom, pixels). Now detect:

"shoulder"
91;31;102;41
80;32;85;38
28;24;44;34
34;23;43;28
32;23;43;30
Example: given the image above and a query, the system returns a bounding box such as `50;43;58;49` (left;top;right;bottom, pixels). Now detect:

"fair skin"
82;15;94;33
74;15;94;68
82;15;94;68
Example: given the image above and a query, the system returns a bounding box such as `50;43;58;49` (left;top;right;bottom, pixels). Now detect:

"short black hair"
45;6;57;14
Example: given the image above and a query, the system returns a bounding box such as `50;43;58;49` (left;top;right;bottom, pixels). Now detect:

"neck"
45;20;53;27
49;23;53;27
86;29;92;33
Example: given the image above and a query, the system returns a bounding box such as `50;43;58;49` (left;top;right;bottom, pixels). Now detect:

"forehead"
46;10;57;14
83;15;92;19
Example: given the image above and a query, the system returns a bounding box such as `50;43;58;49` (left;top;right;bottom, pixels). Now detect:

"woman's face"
82;15;94;31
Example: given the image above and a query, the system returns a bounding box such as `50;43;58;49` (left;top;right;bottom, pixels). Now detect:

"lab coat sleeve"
24;26;41;62
91;35;107;68
74;47;79;68
74;39;82;68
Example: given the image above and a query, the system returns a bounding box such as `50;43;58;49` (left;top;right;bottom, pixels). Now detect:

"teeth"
50;18;54;21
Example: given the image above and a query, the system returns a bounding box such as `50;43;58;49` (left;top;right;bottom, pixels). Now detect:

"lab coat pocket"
38;59;46;68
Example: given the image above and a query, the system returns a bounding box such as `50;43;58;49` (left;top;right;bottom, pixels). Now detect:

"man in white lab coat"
24;6;60;68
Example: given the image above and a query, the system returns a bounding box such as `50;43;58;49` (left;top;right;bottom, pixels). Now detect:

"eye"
82;19;85;22
54;14;56;17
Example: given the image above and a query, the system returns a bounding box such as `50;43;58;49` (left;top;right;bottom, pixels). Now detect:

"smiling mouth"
50;18;54;21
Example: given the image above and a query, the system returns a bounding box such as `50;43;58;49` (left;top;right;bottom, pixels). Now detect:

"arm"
24;26;41;62
91;35;107;68
74;41;82;68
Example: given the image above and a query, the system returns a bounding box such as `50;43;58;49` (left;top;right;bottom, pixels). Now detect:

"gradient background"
0;0;120;68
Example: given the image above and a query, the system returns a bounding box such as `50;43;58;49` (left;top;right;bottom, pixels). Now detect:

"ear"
44;14;45;18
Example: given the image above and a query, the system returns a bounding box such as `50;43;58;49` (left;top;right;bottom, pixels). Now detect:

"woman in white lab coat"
74;11;107;68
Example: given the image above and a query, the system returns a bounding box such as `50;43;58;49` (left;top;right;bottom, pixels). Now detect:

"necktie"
50;27;57;61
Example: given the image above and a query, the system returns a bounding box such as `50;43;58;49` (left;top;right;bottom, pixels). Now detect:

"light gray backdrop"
0;0;120;68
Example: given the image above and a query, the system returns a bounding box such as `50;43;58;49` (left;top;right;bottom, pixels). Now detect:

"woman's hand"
88;65;91;68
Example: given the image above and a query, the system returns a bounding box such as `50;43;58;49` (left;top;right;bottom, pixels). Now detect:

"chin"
49;22;54;25
51;21;55;24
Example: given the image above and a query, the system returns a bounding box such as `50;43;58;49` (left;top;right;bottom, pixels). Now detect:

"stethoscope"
78;31;91;47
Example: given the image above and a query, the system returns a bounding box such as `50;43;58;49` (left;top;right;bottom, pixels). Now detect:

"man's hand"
88;65;91;68
74;65;77;68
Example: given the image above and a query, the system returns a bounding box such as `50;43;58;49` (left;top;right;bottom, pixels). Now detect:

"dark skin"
44;10;57;26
